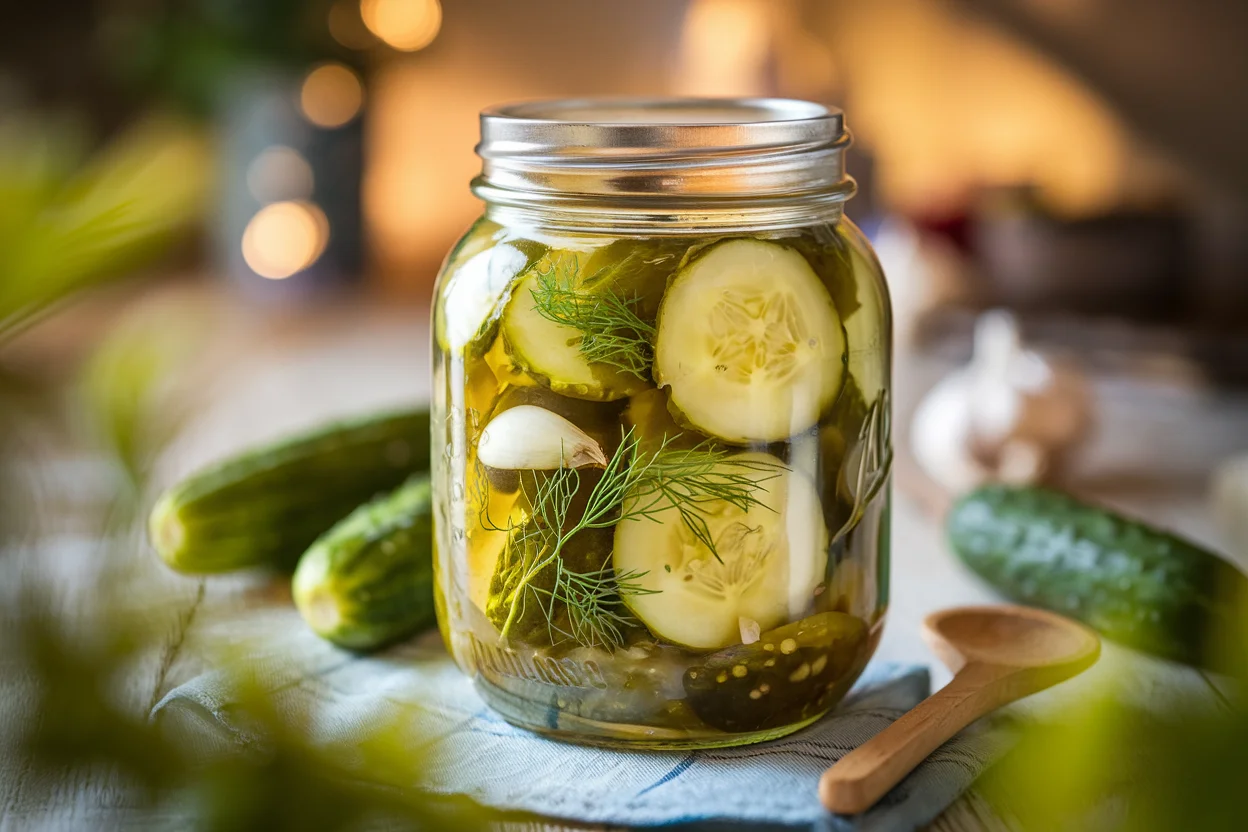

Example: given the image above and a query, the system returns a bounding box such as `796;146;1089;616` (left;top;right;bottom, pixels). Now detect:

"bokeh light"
299;63;364;128
328;0;377;49
677;0;772;96
245;146;315;203
241;201;330;280
361;0;442;52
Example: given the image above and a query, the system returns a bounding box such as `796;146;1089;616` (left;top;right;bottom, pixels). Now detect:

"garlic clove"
477;405;607;470
739;616;761;645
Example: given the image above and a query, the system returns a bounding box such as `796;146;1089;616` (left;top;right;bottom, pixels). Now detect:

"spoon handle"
818;662;1007;815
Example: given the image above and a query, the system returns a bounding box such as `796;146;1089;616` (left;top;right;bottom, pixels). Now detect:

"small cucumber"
293;477;435;651
947;484;1248;669
683;612;867;732
150;409;429;574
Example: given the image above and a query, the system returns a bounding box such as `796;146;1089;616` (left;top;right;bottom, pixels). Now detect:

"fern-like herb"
529;260;655;379
481;431;781;649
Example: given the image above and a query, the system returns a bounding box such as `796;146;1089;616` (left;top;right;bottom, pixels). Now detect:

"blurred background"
3;1;1248;829
4;0;1247;347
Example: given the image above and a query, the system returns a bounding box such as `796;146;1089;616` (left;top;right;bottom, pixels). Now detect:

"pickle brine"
432;223;891;747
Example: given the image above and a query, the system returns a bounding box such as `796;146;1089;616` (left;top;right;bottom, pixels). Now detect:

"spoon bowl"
923;604;1102;672
819;604;1100;815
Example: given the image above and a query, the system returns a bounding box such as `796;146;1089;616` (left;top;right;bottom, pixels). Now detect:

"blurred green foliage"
980;690;1248;831
0;108;484;829
17;609;480;830
979;601;1248;830
0;114;210;342
80;296;212;492
100;0;358;116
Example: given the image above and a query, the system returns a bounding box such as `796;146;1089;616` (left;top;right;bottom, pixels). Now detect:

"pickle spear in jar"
654;239;847;443
613;451;829;650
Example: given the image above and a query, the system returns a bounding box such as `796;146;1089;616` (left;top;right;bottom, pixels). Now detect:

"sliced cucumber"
501;252;649;402
613;452;828;650
438;236;547;354
654;239;846;444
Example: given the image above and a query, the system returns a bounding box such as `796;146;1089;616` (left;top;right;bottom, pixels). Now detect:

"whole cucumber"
150;409;429;574
947;484;1247;669
293;476;435;651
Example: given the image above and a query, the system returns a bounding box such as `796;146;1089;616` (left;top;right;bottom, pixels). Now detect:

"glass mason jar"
431;99;892;748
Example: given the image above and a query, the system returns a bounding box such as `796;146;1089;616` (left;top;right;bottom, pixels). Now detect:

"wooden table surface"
2;284;1245;831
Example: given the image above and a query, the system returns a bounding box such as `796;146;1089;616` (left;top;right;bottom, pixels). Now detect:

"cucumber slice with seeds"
654;239;846;443
613;451;828;650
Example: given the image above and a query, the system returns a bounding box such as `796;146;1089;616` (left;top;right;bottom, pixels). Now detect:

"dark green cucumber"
292;476;435;651
947;484;1248;669
683;612;868;733
150;409;430;574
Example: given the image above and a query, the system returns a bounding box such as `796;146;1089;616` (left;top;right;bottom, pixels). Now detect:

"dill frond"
483;429;781;649
529;259;655;379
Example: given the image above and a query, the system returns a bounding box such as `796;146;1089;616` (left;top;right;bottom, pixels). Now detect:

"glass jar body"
431;215;892;748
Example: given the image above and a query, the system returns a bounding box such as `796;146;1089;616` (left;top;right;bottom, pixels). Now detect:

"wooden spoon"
819;604;1101;815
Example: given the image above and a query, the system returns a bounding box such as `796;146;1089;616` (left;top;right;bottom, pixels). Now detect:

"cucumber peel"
293;476;436;651
947;484;1248;669
150;409;430;574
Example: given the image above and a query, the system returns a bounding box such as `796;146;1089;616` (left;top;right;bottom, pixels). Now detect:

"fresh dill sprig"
544;561;657;649
481;430;781;649
529;260;655;379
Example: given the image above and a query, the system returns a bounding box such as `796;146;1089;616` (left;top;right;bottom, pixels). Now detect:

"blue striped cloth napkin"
152;625;1009;831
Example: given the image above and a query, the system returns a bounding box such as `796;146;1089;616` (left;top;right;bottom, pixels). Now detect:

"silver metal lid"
472;97;854;233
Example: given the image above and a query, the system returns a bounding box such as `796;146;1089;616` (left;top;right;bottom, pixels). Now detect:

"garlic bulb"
910;310;1093;493
477;405;607;470
1213;455;1248;559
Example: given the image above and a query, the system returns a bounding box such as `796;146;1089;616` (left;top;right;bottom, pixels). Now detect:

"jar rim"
477;97;844;158
472;97;855;233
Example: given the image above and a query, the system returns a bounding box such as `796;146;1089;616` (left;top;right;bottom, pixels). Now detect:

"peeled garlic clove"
477;405;607;470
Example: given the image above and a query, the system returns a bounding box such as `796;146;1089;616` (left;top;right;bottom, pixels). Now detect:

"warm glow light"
300;63;364;128
328;0;376;49
241;201;329;280
246;146;314;203
677;0;773;96
809;0;1142;215
361;0;442;52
